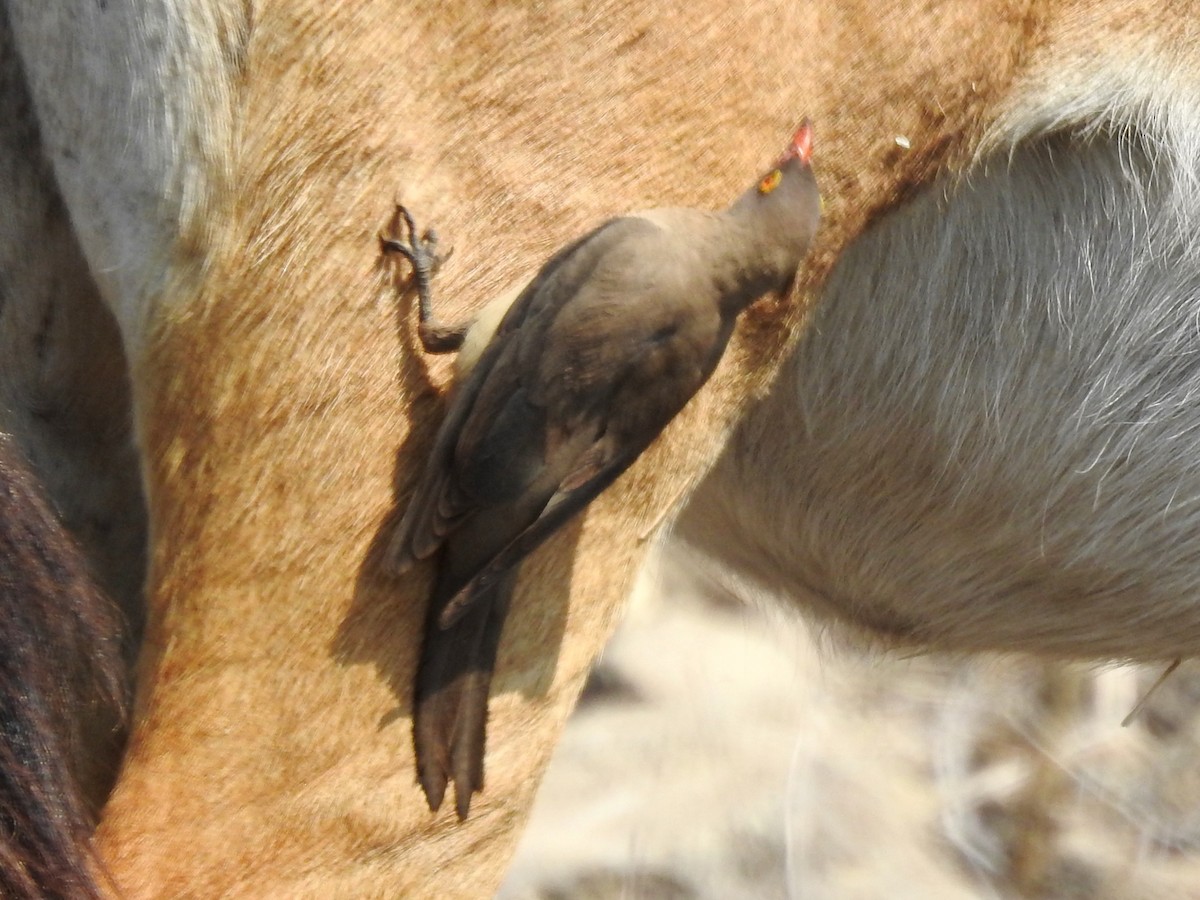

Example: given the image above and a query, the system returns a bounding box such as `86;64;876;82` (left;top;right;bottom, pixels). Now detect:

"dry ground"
503;541;1200;899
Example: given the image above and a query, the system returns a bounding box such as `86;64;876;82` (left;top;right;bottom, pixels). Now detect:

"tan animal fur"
3;0;1199;897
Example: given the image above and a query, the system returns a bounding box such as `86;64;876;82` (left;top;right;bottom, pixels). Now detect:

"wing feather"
390;218;652;570
437;305;726;626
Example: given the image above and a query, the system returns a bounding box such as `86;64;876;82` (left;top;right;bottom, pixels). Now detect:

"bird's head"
730;120;821;258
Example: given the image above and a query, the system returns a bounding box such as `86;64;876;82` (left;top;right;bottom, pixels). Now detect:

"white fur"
6;0;243;360
683;58;1200;659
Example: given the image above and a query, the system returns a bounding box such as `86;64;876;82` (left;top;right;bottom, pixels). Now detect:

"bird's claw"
381;203;455;330
381;203;452;275
380;203;467;355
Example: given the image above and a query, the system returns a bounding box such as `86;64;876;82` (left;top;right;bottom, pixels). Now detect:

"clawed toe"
380;204;450;276
380;203;467;355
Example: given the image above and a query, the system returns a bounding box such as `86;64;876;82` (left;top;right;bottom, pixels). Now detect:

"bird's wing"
435;281;727;627
390;217;661;571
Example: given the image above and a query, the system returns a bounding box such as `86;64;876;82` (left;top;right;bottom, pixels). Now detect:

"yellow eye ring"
758;169;783;194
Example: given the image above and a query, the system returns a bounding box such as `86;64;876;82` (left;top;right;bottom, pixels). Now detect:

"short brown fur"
6;0;1198;896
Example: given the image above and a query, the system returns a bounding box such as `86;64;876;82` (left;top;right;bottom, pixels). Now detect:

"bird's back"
392;214;672;567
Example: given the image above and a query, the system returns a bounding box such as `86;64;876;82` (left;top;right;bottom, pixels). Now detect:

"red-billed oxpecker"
382;122;821;819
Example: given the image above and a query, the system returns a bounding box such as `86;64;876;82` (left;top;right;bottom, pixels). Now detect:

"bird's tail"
412;567;516;819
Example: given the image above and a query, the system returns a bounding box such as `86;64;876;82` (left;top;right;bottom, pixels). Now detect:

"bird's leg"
380;203;466;354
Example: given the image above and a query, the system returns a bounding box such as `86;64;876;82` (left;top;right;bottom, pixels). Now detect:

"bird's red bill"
788;119;814;165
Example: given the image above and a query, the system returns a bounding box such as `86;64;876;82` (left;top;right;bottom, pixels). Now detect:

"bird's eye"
758;169;783;195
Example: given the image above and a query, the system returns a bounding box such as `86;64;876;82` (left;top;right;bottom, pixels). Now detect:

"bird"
381;121;821;819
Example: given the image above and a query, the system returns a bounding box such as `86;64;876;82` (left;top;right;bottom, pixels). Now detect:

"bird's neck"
710;205;797;313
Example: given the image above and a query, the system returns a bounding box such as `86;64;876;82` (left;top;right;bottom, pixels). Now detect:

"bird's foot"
380;203;466;354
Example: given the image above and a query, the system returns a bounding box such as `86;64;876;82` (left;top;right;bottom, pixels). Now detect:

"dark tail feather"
437;457;638;629
0;435;128;899
413;567;516;819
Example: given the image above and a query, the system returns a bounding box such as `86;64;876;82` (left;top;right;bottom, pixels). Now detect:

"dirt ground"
502;541;1200;899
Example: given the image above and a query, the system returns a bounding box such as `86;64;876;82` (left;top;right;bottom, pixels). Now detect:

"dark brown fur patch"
0;433;128;900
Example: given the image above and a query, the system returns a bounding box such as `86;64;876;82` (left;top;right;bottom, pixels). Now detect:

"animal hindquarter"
686;48;1200;660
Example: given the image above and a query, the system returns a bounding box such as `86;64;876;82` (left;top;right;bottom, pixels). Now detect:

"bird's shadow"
332;245;577;747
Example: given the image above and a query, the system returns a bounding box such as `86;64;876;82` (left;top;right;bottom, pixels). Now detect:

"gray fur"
684;117;1200;659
